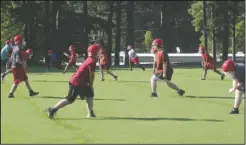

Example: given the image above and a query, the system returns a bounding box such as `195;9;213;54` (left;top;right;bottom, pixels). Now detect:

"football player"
99;48;118;81
127;45;145;71
46;44;101;119
151;38;185;97
199;45;225;80
7;34;39;98
63;44;79;74
222;60;245;114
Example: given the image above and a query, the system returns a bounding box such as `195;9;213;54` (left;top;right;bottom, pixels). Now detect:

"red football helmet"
88;44;101;57
222;60;235;72
152;38;163;48
5;40;11;45
14;34;23;45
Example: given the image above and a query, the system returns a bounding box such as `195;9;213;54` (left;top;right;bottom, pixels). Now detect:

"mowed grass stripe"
1;68;244;144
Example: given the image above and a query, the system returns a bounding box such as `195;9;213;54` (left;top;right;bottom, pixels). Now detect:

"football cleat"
229;108;239;114
178;89;185;96
46;107;57;119
151;92;158;97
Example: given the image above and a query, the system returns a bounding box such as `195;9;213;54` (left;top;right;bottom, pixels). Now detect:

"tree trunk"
83;1;88;59
44;1;51;64
24;24;28;45
160;3;171;52
125;1;134;67
203;0;208;50
114;1;121;66
211;3;216;61
222;1;229;61
107;1;113;66
232;1;236;61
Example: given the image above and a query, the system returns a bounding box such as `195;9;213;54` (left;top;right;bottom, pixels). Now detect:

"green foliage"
188;1;203;32
189;1;245;53
144;31;153;52
1;1;23;48
235;20;245;52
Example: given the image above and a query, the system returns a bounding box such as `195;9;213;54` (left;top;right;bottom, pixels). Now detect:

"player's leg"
164;69;185;96
99;65;105;81
105;65;118;80
47;61;51;71
129;61;133;71
1;59;12;81
8;68;20;98
24;79;39;96
201;68;208;80
136;63;145;71
213;68;225;80
8;83;19;98
150;74;160;97
230;86;245;114
80;86;96;118
1;69;12;81
63;63;71;74
106;70;118;80
134;57;145;71
46;83;79;119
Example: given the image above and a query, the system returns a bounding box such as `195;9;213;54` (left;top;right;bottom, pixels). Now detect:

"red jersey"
21;50;29;61
154;50;172;73
99;49;108;65
69;49;76;60
201;53;215;63
69;57;96;87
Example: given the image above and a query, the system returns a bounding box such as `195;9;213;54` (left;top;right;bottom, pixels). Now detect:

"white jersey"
128;49;137;59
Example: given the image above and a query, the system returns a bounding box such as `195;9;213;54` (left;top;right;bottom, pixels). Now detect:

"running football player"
46;44;101;119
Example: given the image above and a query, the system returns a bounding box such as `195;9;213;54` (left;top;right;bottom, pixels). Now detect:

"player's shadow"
35;96;126;101
32;80;68;83
184;95;236;100
58;117;224;122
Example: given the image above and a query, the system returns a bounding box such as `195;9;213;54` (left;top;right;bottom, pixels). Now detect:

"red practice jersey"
21;50;29;61
201;53;215;64
69;49;76;60
154;50;172;73
69;57;96;87
99;49;108;65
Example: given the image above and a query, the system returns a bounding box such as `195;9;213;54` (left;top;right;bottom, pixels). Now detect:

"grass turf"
1;67;244;144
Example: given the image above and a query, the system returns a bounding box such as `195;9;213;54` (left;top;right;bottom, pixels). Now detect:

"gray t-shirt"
10;45;23;68
233;63;245;83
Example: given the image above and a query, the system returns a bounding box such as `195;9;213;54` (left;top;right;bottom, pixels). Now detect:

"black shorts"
166;68;173;81
66;82;94;102
156;68;173;81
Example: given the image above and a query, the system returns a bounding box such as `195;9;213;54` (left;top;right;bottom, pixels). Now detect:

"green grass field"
1;67;245;144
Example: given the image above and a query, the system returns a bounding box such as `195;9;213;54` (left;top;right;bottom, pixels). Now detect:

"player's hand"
229;88;236;93
162;73;167;80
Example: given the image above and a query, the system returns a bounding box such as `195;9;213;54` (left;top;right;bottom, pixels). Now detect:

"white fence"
76;53;245;66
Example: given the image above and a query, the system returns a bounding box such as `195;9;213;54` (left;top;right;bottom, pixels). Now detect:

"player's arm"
88;64;96;88
63;52;69;58
152;62;156;74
